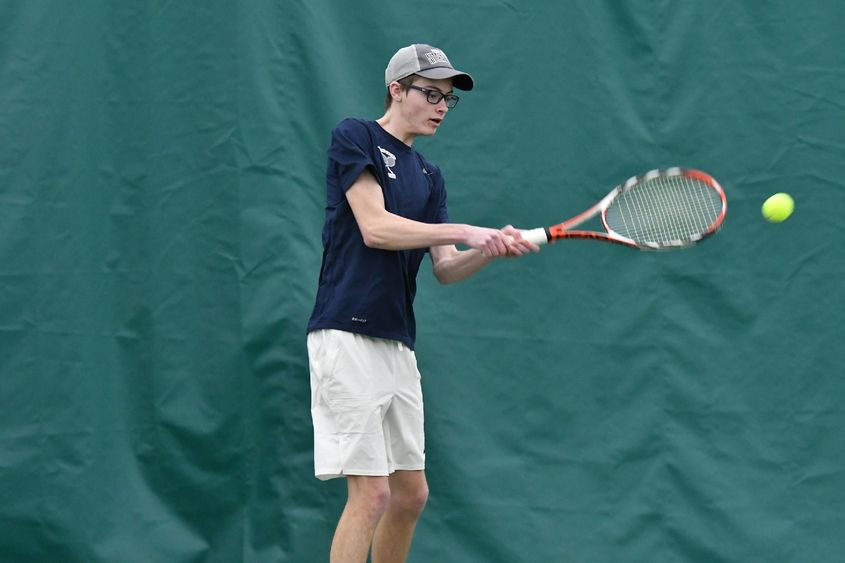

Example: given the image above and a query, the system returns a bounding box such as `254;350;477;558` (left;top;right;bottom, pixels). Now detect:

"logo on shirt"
378;146;397;179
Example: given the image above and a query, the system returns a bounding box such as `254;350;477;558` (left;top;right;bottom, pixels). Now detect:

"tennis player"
306;44;539;563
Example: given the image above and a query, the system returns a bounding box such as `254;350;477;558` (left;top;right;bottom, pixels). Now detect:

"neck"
376;112;415;146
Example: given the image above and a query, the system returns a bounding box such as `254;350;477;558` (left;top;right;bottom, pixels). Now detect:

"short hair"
384;75;417;110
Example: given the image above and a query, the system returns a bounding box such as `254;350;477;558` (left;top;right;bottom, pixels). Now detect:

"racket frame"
522;168;727;250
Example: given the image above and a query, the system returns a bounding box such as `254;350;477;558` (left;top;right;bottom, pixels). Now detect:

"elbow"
432;267;455;285
360;227;387;249
357;222;379;248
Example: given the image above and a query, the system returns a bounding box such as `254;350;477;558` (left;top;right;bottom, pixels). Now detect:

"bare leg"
371;471;429;563
331;476;391;563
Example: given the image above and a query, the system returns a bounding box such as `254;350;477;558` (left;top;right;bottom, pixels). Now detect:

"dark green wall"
1;1;843;561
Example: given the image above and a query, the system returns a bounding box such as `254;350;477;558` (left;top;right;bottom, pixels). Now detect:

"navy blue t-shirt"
306;118;450;349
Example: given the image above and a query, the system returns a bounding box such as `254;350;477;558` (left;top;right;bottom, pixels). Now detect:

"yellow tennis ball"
762;193;794;223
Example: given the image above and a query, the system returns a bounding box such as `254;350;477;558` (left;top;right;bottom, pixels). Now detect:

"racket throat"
548;224;567;241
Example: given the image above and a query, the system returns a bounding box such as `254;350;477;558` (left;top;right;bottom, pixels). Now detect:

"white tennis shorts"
307;329;425;480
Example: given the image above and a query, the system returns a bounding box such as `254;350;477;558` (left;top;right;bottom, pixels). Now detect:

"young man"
306;44;540;562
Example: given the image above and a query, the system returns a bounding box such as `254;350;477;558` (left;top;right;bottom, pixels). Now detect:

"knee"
392;480;429;516
349;478;392;518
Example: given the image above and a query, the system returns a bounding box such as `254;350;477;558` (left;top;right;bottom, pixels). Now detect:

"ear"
388;81;404;104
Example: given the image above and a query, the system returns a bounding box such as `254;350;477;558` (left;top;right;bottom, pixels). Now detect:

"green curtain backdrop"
1;1;843;561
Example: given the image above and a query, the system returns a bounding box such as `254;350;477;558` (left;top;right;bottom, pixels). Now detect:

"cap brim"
416;67;474;91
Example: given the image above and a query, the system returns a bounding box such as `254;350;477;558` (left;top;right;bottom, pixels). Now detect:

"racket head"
601;168;727;249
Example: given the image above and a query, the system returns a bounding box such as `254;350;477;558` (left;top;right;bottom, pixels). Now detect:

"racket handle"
519;228;550;245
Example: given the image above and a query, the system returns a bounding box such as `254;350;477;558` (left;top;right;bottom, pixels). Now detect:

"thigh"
309;330;391;432
308;330;395;479
384;346;425;471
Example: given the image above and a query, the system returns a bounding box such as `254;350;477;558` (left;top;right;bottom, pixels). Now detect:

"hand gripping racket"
519;168;727;250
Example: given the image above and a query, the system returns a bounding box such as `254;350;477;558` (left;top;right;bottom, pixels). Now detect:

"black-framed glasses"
407;85;460;108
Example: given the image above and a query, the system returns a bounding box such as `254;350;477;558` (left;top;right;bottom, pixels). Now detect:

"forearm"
360;212;471;251
432;247;493;284
347;171;511;256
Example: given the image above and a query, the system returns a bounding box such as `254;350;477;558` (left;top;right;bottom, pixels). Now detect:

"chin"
416;119;442;136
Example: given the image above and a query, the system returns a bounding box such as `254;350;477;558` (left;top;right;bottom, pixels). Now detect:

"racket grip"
519;228;550;245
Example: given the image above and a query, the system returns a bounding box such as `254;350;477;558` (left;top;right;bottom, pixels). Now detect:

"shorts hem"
315;465;425;481
315;468;388;481
391;464;425;472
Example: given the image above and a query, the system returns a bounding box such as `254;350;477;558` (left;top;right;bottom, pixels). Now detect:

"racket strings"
606;175;723;247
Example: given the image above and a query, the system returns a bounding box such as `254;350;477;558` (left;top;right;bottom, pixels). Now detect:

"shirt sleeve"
328;119;377;194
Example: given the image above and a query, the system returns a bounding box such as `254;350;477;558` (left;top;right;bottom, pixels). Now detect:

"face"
394;77;455;137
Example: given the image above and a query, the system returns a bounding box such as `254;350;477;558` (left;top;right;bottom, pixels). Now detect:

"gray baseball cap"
384;44;474;91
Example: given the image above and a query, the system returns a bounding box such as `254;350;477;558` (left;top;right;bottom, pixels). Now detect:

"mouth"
429;118;443;127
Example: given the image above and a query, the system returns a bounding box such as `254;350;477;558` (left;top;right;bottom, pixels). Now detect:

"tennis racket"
519;168;727;250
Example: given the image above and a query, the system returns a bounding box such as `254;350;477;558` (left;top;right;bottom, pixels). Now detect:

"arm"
429;226;539;285
346;170;512;256
429;244;491;285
